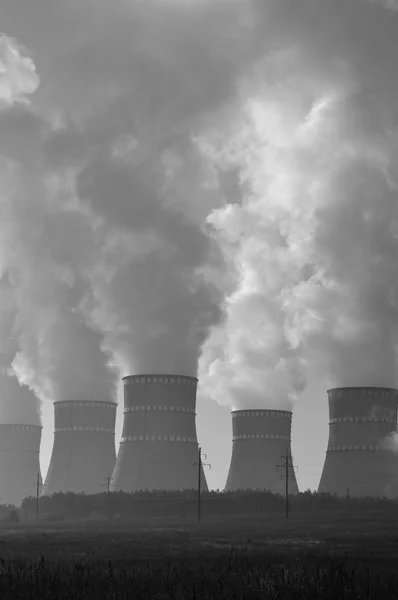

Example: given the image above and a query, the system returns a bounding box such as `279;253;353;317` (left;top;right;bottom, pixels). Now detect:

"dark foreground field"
1;511;398;598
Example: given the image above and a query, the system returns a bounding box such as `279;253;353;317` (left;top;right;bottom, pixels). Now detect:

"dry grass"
0;512;397;598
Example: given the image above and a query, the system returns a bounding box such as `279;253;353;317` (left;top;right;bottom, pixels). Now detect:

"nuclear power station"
0;424;42;506
318;387;398;497
43;400;117;495
224;409;299;493
5;379;398;502
111;374;207;492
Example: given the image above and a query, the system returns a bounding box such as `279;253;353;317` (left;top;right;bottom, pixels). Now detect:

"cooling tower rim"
231;409;292;416
54;400;117;407
123;374;198;382
327;386;398;393
0;423;42;430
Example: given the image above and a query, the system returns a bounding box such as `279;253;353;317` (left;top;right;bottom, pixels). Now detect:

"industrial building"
111;374;207;492
224;409;299;493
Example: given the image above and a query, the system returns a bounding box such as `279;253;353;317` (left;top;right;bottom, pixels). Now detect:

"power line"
277;447;298;519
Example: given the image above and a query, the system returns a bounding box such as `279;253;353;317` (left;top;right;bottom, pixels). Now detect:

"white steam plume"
0;0;264;378
1;0;398;412
0;271;40;423
200;0;398;407
0;34;117;404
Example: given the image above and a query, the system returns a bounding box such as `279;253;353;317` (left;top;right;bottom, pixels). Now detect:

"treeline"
0;504;21;522
18;489;398;522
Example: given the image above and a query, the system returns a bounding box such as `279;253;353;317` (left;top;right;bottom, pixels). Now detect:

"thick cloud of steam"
0;0;263;379
2;0;398;411
199;0;398;407
0;35;117;404
0;272;40;423
76;145;224;375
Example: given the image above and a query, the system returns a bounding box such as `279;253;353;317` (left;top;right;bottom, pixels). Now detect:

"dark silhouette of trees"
19;488;398;522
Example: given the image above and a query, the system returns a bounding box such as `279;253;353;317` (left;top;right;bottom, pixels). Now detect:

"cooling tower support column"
318;387;398;497
43;401;117;495
111;374;207;492
0;424;42;506
225;410;299;493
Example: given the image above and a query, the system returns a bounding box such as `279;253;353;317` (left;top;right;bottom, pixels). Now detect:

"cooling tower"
43;401;117;495
225;409;299;493
0;424;42;506
111;374;208;492
318;387;398;497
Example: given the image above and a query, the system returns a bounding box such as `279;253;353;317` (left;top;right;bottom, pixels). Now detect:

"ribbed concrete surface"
318;387;398;497
225;410;299;493
111;375;207;492
43;401;117;495
0;424;42;506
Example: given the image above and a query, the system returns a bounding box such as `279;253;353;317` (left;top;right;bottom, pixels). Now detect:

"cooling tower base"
318;387;398;498
225;439;299;494
113;374;207;492
318;449;398;498
225;409;299;494
44;431;116;495
112;440;207;492
43;401;117;496
0;424;42;506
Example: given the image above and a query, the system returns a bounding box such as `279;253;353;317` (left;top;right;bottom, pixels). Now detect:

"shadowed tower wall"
225;410;299;493
318;387;398;497
111;375;207;492
0;424;42;506
43;401;117;495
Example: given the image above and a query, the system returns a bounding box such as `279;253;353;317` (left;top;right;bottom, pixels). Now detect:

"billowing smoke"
1;0;398;412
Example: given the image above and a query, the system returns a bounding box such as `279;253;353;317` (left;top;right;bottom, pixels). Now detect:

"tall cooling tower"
43;401;117;495
111;374;208;492
318;387;398;497
225;409;299;493
0;424;42;506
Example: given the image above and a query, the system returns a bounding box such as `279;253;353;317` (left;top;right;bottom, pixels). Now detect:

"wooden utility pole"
100;475;113;517
101;476;112;493
36;472;40;522
277;448;298;519
194;447;211;523
197;447;202;523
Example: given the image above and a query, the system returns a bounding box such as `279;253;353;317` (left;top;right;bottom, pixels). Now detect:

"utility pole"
101;475;112;494
193;447;211;523
100;475;113;517
36;472;40;523
197;447;201;523
277;448;298;519
346;487;350;512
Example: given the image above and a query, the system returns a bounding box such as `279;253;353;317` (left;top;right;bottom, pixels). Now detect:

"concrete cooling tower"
318;387;398;498
111;374;208;492
225;410;298;494
0;424;42;506
43;401;117;495
225;409;299;493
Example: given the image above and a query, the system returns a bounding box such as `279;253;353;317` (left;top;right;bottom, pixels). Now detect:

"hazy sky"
1;0;398;492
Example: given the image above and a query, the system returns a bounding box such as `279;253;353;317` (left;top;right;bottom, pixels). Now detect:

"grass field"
0;511;398;598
